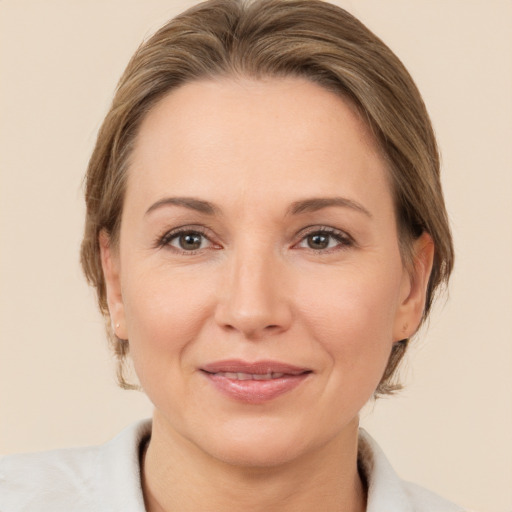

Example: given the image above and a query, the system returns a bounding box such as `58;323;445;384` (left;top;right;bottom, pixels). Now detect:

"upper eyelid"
161;224;213;237
156;225;216;248
295;225;352;240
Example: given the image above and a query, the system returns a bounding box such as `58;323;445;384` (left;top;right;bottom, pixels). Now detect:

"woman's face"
102;77;431;467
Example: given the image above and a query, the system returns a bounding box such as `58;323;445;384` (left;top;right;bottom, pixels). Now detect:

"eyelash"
155;225;217;254
296;226;354;253
155;225;354;254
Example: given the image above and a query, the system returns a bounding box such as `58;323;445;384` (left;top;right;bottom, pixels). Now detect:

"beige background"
1;1;511;511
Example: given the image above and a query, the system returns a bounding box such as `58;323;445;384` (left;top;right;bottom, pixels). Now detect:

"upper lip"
201;359;311;375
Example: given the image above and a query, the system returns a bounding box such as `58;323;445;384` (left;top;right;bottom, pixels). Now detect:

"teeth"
253;373;269;380
216;372;286;380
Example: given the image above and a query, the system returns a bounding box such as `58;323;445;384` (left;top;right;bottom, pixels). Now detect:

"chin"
208;435;308;468
191;416;336;469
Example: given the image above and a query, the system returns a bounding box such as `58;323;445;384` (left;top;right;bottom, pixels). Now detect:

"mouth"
200;359;312;404
207;371;291;380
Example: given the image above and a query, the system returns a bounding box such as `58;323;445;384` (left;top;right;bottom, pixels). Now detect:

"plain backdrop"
1;1;511;511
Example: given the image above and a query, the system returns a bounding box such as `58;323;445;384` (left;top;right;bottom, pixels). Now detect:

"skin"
100;77;434;512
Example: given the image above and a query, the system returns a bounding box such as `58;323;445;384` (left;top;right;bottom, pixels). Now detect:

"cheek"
296;263;402;383
120;267;216;382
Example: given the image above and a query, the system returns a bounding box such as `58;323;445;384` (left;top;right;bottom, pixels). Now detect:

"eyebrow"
145;197;219;216
288;197;372;217
144;195;371;218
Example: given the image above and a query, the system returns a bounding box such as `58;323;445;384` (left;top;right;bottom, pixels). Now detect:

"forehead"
126;77;392;216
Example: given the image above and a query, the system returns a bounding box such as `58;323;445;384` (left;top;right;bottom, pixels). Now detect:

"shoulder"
358;429;466;512
0;445;102;511
0;419;151;512
401;481;466;512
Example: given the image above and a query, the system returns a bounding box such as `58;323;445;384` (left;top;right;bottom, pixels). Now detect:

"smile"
212;371;287;380
200;360;312;404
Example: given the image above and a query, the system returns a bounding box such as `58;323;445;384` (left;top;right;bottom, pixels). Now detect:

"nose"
214;248;293;340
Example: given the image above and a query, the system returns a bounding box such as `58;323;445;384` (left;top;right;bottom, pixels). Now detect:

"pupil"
308;234;329;249
180;233;202;250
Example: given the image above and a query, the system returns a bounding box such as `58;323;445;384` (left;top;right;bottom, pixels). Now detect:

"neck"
142;412;366;512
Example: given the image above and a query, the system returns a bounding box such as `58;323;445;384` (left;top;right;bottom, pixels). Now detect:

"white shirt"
0;420;465;511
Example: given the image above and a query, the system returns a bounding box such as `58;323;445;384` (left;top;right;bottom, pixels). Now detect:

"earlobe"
99;231;128;340
394;232;435;340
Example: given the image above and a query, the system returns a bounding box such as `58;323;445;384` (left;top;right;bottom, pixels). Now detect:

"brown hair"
81;0;454;395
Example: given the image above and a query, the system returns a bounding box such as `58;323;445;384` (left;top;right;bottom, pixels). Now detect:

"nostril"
214;294;293;339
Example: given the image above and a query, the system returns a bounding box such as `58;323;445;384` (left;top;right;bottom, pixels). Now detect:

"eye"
172;232;207;251
296;228;353;252
310;233;337;250
159;229;214;252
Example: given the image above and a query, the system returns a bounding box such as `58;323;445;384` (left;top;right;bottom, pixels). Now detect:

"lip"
200;359;312;404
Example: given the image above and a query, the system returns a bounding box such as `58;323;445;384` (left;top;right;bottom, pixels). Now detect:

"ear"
99;231;128;340
393;232;435;341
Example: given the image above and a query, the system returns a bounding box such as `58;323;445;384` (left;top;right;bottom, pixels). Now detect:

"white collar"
98;420;462;511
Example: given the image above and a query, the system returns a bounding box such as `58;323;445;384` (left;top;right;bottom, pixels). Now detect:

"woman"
1;0;464;510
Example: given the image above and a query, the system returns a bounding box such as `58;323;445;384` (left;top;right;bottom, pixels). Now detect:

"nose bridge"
216;236;291;338
234;244;274;305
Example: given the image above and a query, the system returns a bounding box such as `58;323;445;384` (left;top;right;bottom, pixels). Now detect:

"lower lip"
202;372;310;404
